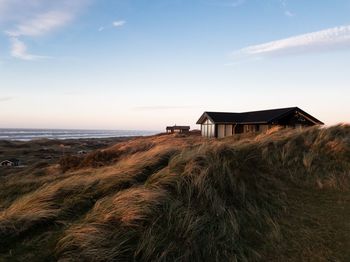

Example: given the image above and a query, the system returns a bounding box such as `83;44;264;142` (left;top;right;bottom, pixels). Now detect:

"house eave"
196;112;215;125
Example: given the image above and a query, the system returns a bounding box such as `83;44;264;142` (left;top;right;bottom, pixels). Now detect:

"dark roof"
1;160;12;163
166;125;190;130
1;158;19;163
1;159;19;164
197;107;324;125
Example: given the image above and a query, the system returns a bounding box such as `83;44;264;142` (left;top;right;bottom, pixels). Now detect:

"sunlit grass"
0;125;349;261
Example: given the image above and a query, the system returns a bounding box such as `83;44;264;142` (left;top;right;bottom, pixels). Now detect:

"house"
196;107;324;138
1;158;20;167
166;125;190;134
78;150;88;155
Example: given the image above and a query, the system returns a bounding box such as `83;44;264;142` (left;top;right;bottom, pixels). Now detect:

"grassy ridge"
0;126;349;261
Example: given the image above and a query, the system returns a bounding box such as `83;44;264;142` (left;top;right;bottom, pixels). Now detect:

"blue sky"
1;0;350;130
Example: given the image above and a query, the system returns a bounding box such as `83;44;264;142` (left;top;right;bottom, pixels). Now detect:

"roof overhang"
197;108;324;126
196;112;215;124
272;107;324;125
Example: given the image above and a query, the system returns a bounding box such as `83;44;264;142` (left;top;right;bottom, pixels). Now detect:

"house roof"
1;160;12;163
196;107;324;125
1;158;19;163
166;125;190;130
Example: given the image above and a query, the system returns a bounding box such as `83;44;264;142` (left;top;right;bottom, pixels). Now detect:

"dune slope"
0;126;349;261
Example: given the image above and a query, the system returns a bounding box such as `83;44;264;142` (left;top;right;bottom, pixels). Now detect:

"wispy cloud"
284;10;295;17
279;0;287;7
10;38;49;61
0;0;89;60
112;20;126;28
0;96;14;102
98;20;126;32
278;0;295;17
232;25;350;59
5;11;74;37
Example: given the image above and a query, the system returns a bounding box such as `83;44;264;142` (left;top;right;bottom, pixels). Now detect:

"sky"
0;0;350;131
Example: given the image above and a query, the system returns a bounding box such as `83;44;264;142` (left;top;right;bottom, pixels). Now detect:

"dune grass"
0;125;349;261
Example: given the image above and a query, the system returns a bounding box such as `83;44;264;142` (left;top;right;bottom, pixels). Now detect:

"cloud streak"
6;10;74;37
10;38;49;61
98;20;126;32
0;0;89;60
112;20;126;28
232;25;350;59
284;10;294;17
0;96;14;102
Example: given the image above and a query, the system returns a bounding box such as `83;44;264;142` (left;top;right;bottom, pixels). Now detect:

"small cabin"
196;107;324;138
1;159;20;167
166;125;190;134
78;150;88;155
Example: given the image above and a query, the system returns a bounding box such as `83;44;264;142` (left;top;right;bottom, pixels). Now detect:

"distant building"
1;159;20;167
166;125;190;134
197;107;324;138
78;150;88;155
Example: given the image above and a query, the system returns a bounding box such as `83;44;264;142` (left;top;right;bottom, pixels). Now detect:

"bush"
59;155;82;172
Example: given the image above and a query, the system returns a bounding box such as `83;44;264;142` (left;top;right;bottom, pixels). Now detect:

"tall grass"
0;126;349;261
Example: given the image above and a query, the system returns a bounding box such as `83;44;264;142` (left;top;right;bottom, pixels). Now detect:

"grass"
0;125;349;261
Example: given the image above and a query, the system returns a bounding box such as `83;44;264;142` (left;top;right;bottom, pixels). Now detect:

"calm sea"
0;128;158;141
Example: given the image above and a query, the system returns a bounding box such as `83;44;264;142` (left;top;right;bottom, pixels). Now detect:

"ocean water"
0;128;158;141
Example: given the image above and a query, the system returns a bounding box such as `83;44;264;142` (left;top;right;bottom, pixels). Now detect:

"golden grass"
0;126;349;261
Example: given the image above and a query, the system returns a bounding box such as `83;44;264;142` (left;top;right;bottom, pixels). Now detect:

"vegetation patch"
0;126;349;261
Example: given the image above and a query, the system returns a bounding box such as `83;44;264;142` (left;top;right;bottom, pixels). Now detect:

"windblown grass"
0;126;349;261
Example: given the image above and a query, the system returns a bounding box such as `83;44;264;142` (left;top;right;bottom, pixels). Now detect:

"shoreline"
0;135;151;142
0;129;159;142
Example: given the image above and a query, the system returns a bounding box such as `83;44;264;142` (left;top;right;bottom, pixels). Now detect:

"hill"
0;125;349;261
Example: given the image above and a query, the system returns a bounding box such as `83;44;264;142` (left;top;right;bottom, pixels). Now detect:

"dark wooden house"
196;107;324;138
0;158;20;167
166;125;190;134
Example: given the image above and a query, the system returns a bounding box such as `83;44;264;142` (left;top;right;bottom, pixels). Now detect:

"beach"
0;128;157;141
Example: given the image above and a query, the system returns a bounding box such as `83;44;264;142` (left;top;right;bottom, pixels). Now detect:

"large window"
244;125;259;133
201;119;215;137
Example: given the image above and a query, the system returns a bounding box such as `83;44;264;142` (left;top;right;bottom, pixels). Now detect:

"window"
245;125;258;133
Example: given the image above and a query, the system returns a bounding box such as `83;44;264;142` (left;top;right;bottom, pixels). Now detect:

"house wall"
243;124;270;133
244;125;257;133
260;125;269;133
216;124;234;138
201;119;215;138
214;124;270;136
202;122;291;138
218;125;225;138
235;125;244;134
225;125;233;137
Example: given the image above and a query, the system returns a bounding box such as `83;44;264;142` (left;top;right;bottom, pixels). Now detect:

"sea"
0;128;158;141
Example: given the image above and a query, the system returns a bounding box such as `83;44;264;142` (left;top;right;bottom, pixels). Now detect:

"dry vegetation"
0;126;350;261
